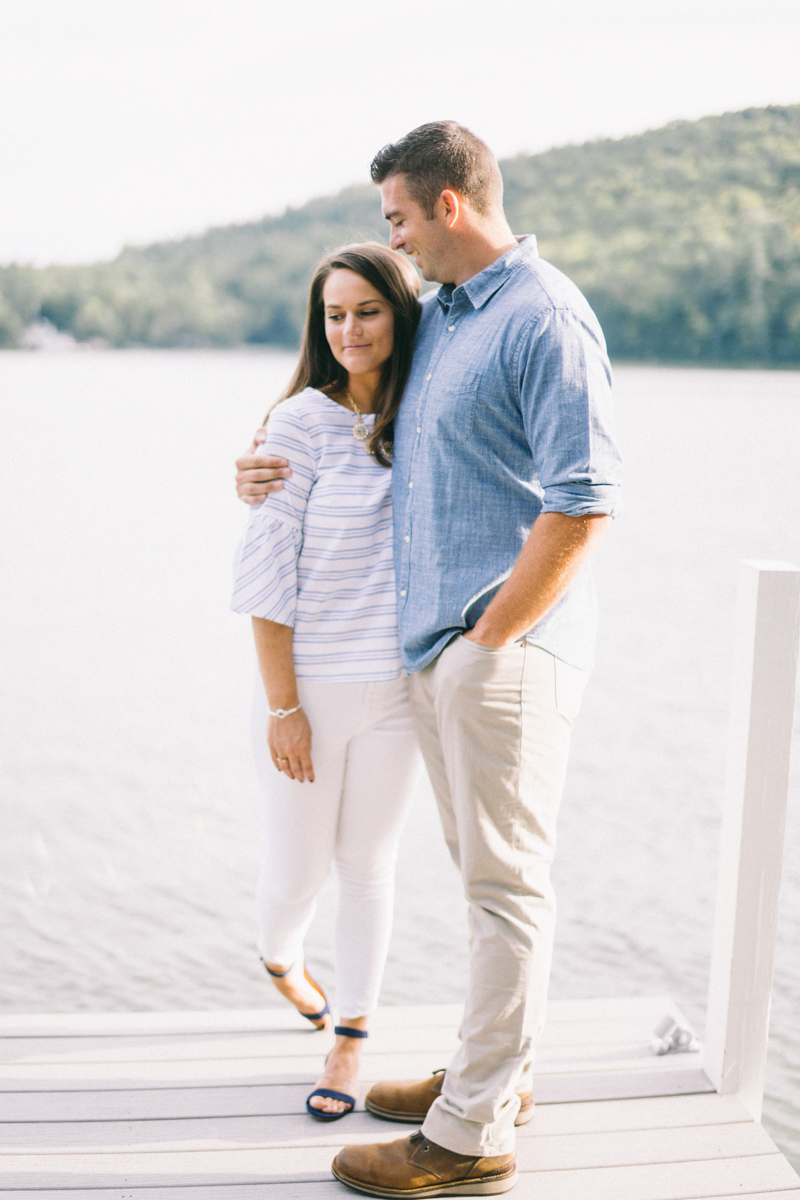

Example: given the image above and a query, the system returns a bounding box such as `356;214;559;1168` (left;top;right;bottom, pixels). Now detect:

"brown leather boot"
332;1130;516;1196
365;1070;534;1128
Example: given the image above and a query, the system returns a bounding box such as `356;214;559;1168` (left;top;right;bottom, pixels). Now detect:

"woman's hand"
268;709;315;783
251;618;310;779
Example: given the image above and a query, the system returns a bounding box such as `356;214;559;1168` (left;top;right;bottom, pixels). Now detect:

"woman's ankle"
336;1014;368;1033
263;959;293;978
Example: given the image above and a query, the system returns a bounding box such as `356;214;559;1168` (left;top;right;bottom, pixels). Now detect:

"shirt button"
404;535;410;542
426;373;432;381
400;589;407;597
448;324;455;331
408;481;413;488
417;426;421;433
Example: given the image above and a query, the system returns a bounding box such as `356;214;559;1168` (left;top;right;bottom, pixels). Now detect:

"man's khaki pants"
409;635;587;1157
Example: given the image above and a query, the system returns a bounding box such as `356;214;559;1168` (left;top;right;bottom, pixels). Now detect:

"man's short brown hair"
370;121;503;218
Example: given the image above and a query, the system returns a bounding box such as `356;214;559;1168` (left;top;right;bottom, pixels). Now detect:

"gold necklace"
343;389;371;449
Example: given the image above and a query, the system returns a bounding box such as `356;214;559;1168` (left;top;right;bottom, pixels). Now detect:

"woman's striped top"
231;388;401;682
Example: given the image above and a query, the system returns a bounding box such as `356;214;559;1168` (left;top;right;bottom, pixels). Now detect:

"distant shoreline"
2;105;800;365
4;338;799;373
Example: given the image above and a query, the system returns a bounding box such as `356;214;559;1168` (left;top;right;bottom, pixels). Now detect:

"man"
236;122;621;1195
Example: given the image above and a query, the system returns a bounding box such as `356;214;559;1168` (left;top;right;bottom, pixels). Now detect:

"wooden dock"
2;562;798;1198
0;996;798;1198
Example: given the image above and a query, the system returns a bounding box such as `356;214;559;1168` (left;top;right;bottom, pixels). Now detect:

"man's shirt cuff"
540;482;622;518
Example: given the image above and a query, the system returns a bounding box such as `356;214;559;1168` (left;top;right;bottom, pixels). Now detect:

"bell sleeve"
230;404;316;626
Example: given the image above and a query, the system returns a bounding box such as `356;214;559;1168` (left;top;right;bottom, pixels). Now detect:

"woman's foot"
263;960;331;1030
308;1020;367;1115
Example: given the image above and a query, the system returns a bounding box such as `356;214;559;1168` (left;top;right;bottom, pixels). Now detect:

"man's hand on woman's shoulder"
235;428;292;505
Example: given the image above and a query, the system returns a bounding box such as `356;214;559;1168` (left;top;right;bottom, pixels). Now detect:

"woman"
231;243;423;1120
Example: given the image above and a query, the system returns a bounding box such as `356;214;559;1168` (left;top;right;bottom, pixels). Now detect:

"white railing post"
705;560;800;1119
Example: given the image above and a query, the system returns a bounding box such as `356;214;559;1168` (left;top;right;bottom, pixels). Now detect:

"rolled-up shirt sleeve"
518;306;623;518
230;405;316;624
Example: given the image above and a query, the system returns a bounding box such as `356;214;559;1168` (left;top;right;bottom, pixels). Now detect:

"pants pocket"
456;634;524;656
553;657;589;722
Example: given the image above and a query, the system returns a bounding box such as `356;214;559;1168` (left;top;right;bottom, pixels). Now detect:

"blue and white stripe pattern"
231;388;402;682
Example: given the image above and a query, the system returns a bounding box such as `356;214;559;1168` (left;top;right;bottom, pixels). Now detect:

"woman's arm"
252;617;315;783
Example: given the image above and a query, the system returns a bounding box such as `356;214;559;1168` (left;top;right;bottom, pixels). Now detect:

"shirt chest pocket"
430;371;481;443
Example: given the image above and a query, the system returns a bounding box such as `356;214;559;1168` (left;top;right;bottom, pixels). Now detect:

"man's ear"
438;189;461;229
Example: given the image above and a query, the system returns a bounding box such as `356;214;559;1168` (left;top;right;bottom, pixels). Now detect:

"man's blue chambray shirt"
392;236;622;675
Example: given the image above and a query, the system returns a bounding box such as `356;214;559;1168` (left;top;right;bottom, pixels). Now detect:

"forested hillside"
2;104;799;363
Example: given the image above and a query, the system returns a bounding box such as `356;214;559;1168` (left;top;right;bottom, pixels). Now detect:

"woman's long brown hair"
266;243;421;467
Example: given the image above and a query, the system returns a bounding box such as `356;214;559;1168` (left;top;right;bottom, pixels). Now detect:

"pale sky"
2;0;799;265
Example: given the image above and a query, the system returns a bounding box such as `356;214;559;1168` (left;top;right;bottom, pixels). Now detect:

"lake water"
1;350;798;1166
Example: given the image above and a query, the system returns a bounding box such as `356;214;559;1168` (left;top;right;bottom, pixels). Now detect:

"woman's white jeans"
251;674;422;1019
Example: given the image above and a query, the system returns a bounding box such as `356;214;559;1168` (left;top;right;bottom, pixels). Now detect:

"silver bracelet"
268;703;302;719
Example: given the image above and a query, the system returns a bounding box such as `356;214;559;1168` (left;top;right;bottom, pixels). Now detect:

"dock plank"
0;1029;460;1065
0;1190;798;1200
0;1013;692;1053
516;1122;777;1171
0;1189;342;1199
0;1190;796;1200
0;1006;462;1038
0;1026;667;1062
544;996;686;1022
532;1064;714;1103
0;1121;780;1171
0;996;682;1038
0;1068;714;1107
0;1064;716;1105
0;1154;795;1196
0;1050;708;1086
0;1116;776;1165
0;1086;748;1129
0;1185;796;1195
517;1155;799;1198
0;1037;696;1071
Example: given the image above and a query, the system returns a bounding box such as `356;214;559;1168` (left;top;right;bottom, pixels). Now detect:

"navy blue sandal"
261;960;331;1028
305;1025;369;1121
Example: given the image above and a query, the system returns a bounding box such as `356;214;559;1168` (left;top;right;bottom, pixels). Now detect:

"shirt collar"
436;234;539;312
